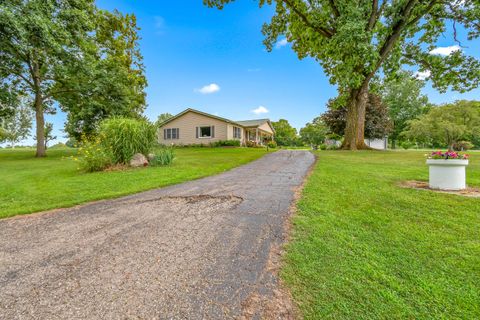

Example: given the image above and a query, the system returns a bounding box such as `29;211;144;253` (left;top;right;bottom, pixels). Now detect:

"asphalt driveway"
0;150;315;319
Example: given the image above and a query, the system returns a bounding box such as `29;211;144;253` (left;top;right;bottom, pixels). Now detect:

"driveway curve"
0;150;315;319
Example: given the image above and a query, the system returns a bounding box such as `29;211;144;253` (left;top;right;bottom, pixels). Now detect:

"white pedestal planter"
426;159;469;190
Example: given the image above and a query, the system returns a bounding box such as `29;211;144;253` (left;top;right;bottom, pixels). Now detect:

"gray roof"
235;119;270;127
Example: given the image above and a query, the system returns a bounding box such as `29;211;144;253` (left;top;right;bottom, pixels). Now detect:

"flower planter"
426;159;469;190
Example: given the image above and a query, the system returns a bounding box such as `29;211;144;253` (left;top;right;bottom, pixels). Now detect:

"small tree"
156;113;174;127
44;123;56;149
271;119;298;146
2;104;33;148
403;101;480;149
322;94;393;140
381;71;430;148
300;117;328;148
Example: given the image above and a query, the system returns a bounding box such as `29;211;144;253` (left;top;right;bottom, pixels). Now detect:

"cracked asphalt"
0;150;315;319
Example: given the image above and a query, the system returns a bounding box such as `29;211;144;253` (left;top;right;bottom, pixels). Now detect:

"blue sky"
29;1;480;144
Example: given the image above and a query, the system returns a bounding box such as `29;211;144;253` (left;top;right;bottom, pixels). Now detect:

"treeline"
273;72;480;150
0;0;146;156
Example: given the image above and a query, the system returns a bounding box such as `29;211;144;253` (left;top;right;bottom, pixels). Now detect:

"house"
158;108;275;146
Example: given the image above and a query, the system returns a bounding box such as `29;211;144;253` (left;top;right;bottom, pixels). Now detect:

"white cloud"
154;16;166;35
275;38;288;49
414;70;431;80
251;106;269;115
429;45;461;56
195;83;220;94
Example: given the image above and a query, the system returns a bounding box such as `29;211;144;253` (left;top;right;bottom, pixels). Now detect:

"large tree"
55;10;147;140
0;1;146;156
0;0;95;156
322;93;393;139
381;71;430;148
205;0;480;149
271;118;298;146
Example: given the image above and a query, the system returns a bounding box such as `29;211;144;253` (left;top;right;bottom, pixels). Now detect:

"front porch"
245;128;273;145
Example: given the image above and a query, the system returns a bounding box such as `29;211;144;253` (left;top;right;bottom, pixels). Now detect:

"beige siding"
227;124;245;144
258;122;274;134
158;111;228;145
226;124;233;140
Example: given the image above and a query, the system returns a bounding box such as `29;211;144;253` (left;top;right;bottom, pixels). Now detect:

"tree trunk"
342;84;370;150
32;60;46;158
34;93;46;157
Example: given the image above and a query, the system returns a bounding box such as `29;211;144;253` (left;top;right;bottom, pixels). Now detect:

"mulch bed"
400;180;480;198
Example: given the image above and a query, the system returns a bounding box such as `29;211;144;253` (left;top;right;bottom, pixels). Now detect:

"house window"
164;128;179;140
199;126;212;138
233;126;241;139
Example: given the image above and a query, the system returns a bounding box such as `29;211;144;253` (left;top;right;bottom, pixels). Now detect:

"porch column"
256;128;259;143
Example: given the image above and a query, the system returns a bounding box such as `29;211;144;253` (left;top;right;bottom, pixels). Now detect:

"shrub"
78;137;112;172
99;118;157;164
149;147;175;166
326;144;339;150
267;141;277;148
453;141;474;151
319;144;327;150
400;141;414;150
212;140;241;147
246;140;257;148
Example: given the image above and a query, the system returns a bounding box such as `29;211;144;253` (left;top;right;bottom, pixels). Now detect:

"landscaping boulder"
147;153;155;162
130;153;148;167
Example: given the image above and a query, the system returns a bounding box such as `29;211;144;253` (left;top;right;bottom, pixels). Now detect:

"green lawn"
283;150;480;319
0;147;270;219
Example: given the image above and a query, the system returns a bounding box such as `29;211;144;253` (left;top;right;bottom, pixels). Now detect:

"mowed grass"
0;147;270;219
283;150;480;319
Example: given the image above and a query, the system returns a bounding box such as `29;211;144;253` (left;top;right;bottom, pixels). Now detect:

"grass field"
0;147;270;219
282;150;480;319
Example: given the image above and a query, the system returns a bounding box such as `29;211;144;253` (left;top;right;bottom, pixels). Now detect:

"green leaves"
271;119;298;146
206;0;480;94
300;117;328;147
0;0;147;154
403;100;480;148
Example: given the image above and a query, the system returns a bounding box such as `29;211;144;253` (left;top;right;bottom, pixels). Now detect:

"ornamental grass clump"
77;118;157;172
149;147;175;166
427;150;469;160
99;118;157;164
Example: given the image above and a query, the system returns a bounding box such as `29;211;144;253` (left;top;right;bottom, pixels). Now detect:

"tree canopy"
271;119;298;146
322;93;393;139
0;0;146;155
403;100;480;149
1;102;32;148
299;117;328;147
205;0;480;149
156;113;174;127
381;71;430;148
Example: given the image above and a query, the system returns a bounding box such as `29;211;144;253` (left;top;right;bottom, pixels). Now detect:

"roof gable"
158;108;241;127
158;108;273;132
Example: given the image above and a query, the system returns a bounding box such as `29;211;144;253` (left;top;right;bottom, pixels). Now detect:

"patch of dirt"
400;180;480;198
